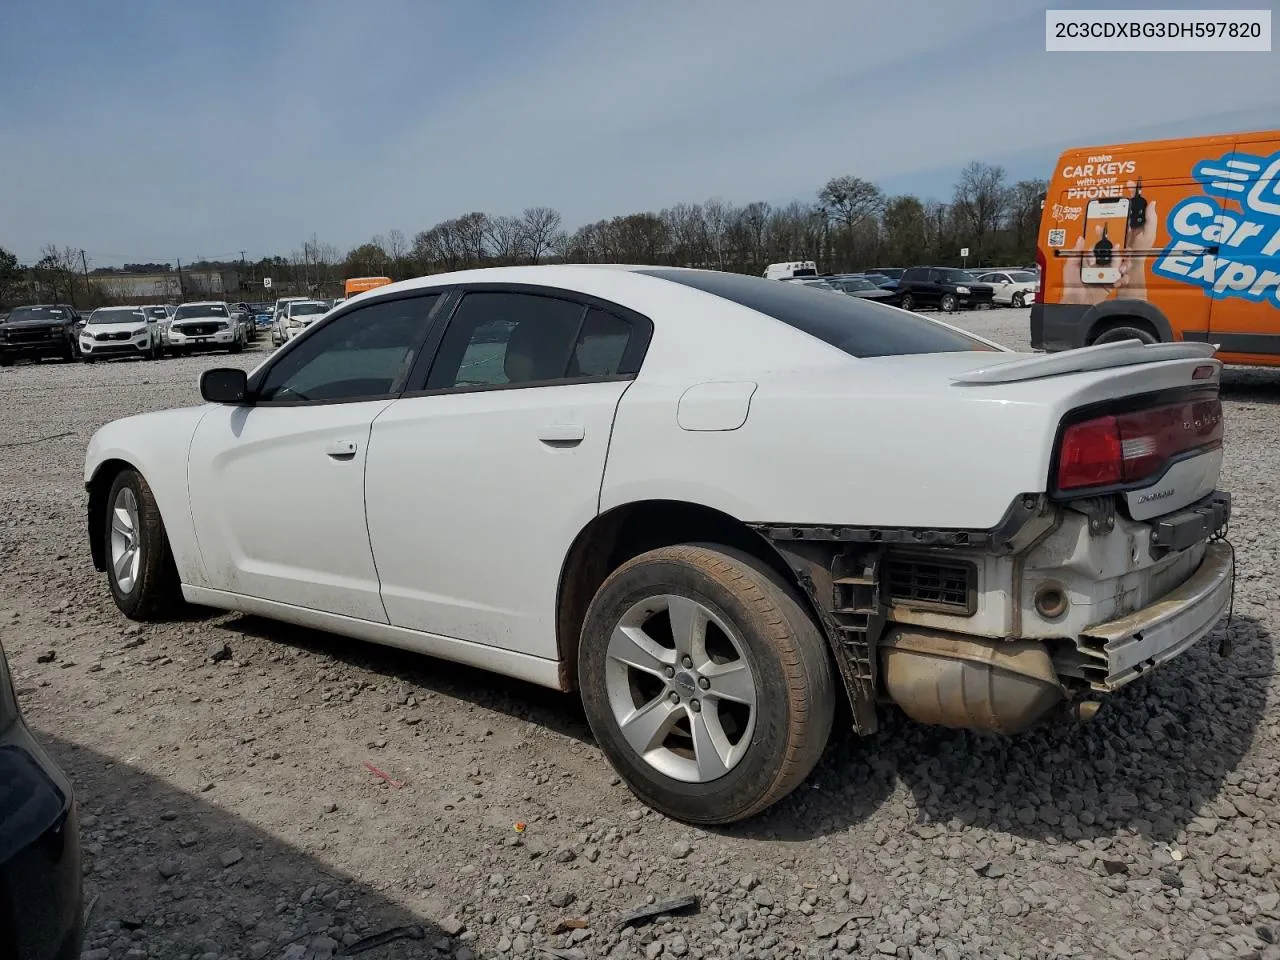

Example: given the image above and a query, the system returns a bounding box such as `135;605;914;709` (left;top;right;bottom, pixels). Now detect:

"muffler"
879;627;1064;734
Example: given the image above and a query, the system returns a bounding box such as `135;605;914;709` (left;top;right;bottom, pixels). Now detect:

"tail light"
1056;397;1223;493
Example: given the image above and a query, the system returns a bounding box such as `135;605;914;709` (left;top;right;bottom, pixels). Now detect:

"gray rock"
813;914;854;938
668;933;689;956
440;916;466;937
753;888;776;908
550;890;576;908
219;848;243;868
670;839;693;859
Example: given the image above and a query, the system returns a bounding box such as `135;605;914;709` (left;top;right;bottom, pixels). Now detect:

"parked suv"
0;304;83;365
895;267;994;313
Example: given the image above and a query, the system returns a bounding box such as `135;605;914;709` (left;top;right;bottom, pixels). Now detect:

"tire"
229;336;243;354
0;353;12;368
579;544;836;825
1091;324;1158;347
1011;292;1026;308
940;293;958;312
104;469;183;621
899;292;915;311
83;357;95;364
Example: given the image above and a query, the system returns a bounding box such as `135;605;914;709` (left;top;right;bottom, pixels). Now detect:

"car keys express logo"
1153;149;1280;308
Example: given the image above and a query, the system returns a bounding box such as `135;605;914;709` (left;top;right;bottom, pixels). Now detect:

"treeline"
3;161;1047;307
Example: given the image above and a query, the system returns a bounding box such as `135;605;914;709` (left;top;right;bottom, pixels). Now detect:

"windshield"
841;278;877;291
289;302;329;317
90;308;146;324
638;269;996;357
1009;271;1038;282
173;303;228;320
147;307;169;319
6;306;68;323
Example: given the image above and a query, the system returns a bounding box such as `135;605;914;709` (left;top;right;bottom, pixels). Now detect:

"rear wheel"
899;292;915;311
0;353;12;368
1091;324;1158;346
1011;292;1026;308
105;469;183;620
940;293;958;312
579;544;835;825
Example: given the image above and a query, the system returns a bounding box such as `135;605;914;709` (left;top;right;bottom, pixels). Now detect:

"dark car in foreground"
895;267;994;312
0;305;83;366
0;641;83;960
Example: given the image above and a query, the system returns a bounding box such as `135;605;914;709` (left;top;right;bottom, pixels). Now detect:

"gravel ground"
2;308;1279;960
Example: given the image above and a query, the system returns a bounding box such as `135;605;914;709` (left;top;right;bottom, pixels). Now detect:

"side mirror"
201;368;250;404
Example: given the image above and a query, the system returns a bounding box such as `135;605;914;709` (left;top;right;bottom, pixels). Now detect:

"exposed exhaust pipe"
879;627;1065;734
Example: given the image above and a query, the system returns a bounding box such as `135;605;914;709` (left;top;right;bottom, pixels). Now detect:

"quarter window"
256;294;438;403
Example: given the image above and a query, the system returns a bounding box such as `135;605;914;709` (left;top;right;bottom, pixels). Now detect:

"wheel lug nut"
664;667;675;678
681;656;693;668
668;691;680;704
690;700;701;712
698;677;710;690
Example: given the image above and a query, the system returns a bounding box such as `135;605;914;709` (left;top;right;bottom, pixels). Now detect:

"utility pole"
80;249;90;307
176;257;186;300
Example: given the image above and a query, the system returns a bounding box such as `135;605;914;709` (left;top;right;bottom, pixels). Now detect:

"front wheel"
940;293;958;312
104;469;183;620
898;292;915;311
579;544;835;825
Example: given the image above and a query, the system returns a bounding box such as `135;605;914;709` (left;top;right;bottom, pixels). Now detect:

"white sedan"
975;269;1040;307
84;265;1233;824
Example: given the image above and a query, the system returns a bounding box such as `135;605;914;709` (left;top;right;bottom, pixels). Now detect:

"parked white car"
269;297;311;346
83;265;1233;824
79;306;164;362
975;269;1040;308
276;300;331;344
165;301;245;355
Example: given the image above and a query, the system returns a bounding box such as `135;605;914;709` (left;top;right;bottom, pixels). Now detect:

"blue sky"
1;0;1277;267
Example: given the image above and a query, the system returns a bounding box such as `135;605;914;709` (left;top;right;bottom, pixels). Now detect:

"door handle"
537;424;585;445
325;439;358;459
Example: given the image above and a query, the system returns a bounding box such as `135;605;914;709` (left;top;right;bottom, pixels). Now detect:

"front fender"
85;406;214;588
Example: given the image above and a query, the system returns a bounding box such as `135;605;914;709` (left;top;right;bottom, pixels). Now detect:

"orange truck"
344;276;393;298
1032;128;1280;366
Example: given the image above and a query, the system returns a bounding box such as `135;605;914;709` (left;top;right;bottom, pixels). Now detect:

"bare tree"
952;162;1009;259
818;175;884;270
520;207;562;264
486;215;527;265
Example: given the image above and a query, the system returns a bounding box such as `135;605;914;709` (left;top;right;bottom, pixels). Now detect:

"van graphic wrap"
1034;131;1280;363
1152;150;1280;309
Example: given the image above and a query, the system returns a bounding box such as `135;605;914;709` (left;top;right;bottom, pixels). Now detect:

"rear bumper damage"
759;491;1234;736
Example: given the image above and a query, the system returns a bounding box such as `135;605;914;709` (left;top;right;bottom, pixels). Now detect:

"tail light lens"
1056;397;1223;492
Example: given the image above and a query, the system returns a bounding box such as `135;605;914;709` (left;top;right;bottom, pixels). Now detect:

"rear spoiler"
950;339;1219;385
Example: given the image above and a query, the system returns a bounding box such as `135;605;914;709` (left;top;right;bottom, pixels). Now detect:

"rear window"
637;269;994;357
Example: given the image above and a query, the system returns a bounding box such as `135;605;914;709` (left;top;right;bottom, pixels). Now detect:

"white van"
763;261;818;280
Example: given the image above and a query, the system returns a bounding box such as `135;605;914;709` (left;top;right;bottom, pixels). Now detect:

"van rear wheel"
1092;324;1157;346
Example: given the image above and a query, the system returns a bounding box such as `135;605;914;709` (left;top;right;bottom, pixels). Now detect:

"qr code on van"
1047;229;1066;248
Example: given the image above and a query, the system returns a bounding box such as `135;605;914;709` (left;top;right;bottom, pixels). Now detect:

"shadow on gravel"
224;615;594;744
37;732;447;960
736;615;1272;844
1221;368;1280;405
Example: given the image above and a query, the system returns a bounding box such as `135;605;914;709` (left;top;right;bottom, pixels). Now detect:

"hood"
2;315;71;329
84;322;147;335
173;314;229;323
